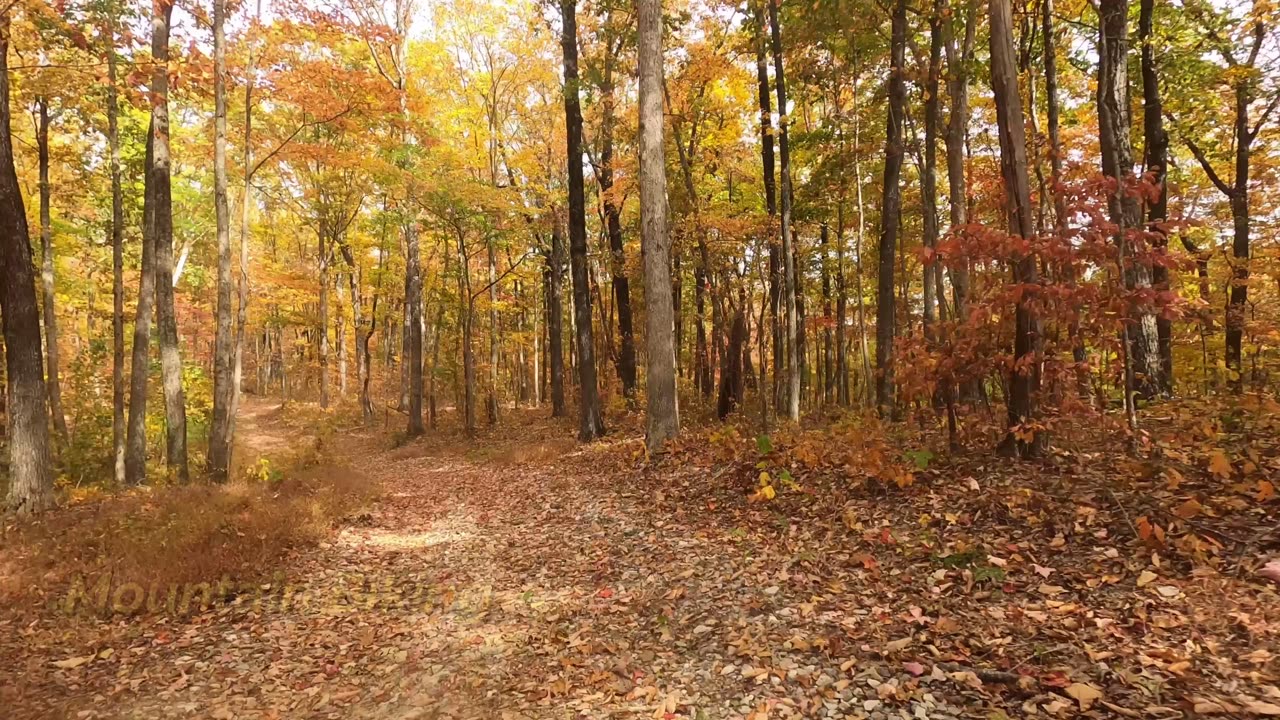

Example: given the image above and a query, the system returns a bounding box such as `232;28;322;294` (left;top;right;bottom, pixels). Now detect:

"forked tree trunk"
560;0;605;441
1097;0;1161;400
990;0;1044;458
638;0;678;452
0;10;54;513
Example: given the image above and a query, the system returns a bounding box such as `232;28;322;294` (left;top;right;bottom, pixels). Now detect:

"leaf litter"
2;397;1279;719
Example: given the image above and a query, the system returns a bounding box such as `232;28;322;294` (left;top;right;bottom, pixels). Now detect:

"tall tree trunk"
876;0;907;415
229;0;259;460
1139;0;1171;394
990;0;1044;458
0;10;53;513
151;0;189;483
209;0;233;479
561;0;605;441
943;0;976;318
753;1;780;419
921;7;943;345
598;46;637;403
1097;0;1161;400
106;18;126;485
767;0;800;422
125;122;157;485
35;99;68;441
638;0;679;452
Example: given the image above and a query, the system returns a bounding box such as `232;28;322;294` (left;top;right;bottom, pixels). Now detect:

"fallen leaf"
1065;682;1103;711
1136;570;1157;587
51;655;94;670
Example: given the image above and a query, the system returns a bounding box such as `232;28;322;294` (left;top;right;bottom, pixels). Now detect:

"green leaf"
756;434;774;455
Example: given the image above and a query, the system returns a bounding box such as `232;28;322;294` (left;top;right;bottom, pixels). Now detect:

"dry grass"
0;431;379;620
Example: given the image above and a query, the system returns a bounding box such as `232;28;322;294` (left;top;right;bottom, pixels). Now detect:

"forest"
2;0;1280;716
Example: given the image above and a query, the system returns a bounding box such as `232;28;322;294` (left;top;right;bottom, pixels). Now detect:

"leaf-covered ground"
4;399;1280;719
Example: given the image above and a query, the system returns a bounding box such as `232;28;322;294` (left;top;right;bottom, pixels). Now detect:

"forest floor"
4;395;1280;719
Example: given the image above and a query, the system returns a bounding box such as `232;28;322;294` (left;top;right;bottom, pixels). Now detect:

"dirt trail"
10;406;970;720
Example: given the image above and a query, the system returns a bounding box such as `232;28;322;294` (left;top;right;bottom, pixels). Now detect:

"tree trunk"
820;224;833;404
547;223;567;417
487;241;499;424
561;0;605;441
638;0;679;452
107;19;126;485
753;1;780;419
209;0;233;479
1137;0;1171;394
766;0;800;422
0;10;53;513
318;226;330;409
125;121;157;485
457;229;476;435
34;99;68;441
990;0;1044;458
943;0;976;318
598;50;637;403
150;0;189;483
1097;0;1161;400
229;0;258;464
876;0;907;415
921;6;943;345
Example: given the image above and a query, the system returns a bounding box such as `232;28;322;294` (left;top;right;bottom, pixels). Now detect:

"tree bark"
1139;0;1171;394
150;0;189;483
209;0;234;479
876;0;907;415
35;99;68;440
561;0;605;441
766;0;800;422
943;0;975;319
1097;0;1161;400
921;5;943;345
990;0;1044;458
125;121;157;486
546;223;567;417
753;1;780;419
638;0;679;452
597;38;637;403
106;17;126;485
1;10;54;513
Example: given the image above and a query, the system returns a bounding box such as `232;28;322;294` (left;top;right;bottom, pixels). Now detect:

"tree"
766;0;799;422
209;0;234;479
638;0;678;452
1;8;53;513
876;0;907;415
1097;0;1162;400
560;0;605;441
35;97;68;439
989;0;1043;457
1171;1;1278;392
150;0;188;482
104;9;126;486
